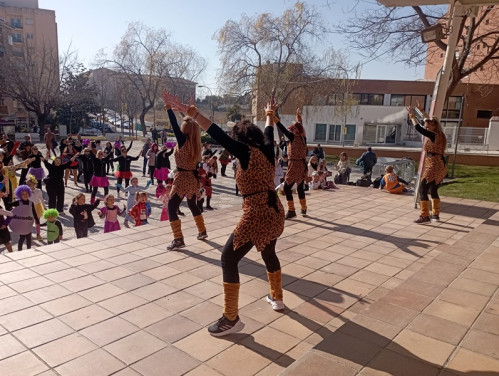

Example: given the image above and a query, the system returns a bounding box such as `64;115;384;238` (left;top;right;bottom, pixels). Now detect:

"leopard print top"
422;131;447;184
170;141;200;200
234;146;284;252
285;133;307;185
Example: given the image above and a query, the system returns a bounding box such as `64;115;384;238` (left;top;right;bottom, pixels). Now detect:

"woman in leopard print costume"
162;91;207;251
275;109;308;219
163;93;285;337
407;104;447;224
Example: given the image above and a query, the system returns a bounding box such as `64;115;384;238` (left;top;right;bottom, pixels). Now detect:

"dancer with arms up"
275;108;308;218
407;103;447;223
162;92;207;251
163;92;285;336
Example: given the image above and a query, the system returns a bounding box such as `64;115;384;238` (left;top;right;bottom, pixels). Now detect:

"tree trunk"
140;111;147;137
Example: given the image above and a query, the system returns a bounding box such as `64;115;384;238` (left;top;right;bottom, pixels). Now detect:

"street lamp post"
198;85;215;121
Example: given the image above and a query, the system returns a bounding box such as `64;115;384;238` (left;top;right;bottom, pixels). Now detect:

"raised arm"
407;105;436;142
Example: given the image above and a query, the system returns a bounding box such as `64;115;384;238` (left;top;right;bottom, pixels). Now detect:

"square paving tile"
13;318;74;348
33;333;98;367
79;317;139;347
0;306;53;332
175;329;234;362
132;346;200;376
145;315;203;344
120;302;171;328
54;348;125;376
59;304;114;330
0;333;27;360
104;330;166;365
0;350;48;376
387;329;455;366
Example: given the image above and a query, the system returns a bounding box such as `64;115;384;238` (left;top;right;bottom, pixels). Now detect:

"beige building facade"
0;0;58;134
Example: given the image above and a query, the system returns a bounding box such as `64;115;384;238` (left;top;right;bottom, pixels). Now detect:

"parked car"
79;127;100;136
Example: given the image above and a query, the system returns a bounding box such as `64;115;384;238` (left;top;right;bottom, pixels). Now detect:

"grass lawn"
322;155;499;203
440;165;499;203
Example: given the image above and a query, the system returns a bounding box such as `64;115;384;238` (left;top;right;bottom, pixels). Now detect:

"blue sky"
40;0;425;95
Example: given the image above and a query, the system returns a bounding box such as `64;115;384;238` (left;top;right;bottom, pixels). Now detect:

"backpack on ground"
356;174;372;187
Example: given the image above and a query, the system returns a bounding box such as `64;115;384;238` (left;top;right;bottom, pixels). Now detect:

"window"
442;96;462;119
12;46;23;57
390;94;405;106
344;124;356;142
0;46;4;58
477;110;492;119
327;93;344;105
26;33;34;39
485;19;489;25
353;93;384;105
10;18;22;28
11;33;23;43
328;124;341;142
25;18;34;25
314;124;327;141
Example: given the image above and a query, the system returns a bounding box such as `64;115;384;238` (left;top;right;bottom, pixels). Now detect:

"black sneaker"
430;214;440;222
414;216;431;224
208;315;244;337
167;238;185;251
301;209;307;216
285;210;297;219
197;231;208;240
205;206;214;210
177;210;185;216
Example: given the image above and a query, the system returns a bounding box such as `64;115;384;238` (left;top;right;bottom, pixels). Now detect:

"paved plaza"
0;142;499;375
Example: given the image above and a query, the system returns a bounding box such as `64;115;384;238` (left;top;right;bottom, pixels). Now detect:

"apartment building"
424;7;499;85
0;0;58;134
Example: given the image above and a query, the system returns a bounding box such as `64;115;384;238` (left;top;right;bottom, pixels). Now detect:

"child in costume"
26;175;46;241
0;192;13;252
158;183;172;221
379;165;409;194
40;209;63;244
69;193;100;238
128;191;151;226
118;177;151;227
98;195;126;233
10;185;40;250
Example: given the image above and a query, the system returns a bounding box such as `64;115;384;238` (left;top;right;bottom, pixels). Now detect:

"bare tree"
337;3;499;99
215;2;349;119
99;22;206;136
0;38;61;134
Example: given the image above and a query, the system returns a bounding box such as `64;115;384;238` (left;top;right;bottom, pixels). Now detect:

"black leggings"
283;180;306;201
18;234;31;251
419;179;440;201
221;233;280;283
148;166;156;184
91;185;109;200
168;193;201;222
116;177;130;193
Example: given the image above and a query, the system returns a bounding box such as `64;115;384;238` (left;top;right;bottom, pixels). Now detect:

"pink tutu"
154;167;170;181
89;175;109;187
160;207;169;221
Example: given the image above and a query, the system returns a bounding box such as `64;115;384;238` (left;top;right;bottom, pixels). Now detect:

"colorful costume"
380;172;407;194
276;120;307;217
100;205;124;233
128;201;151;226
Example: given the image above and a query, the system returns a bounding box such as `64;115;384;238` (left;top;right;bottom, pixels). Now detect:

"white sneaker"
266;295;285;311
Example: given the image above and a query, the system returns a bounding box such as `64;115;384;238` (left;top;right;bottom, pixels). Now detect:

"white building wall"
302;105;422;146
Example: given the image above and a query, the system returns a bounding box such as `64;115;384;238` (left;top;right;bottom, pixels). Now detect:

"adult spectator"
334;152;352;185
44;128;57;157
313;143;324;160
356;147;377;175
142;138;152;176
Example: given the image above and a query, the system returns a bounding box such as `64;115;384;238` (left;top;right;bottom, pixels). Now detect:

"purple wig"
14;185;32;200
82;139;91;146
